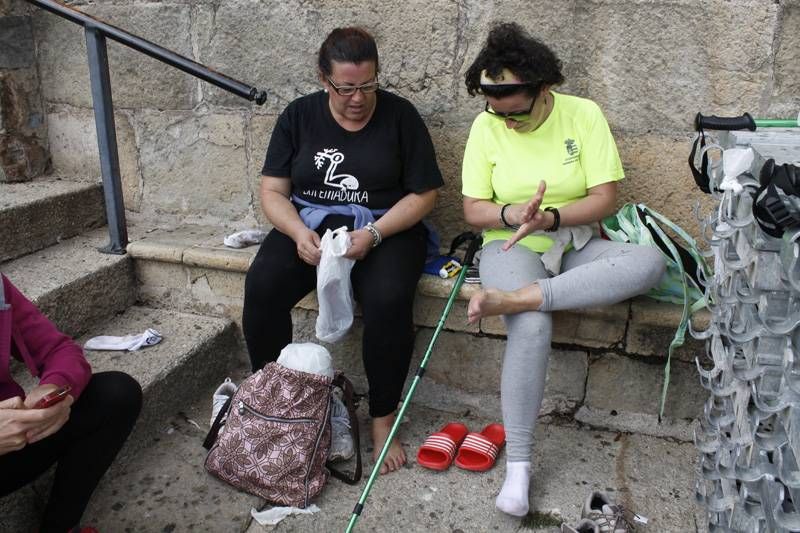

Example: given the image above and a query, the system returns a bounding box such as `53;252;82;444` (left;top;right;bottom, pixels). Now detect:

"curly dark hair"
464;22;564;98
318;27;380;76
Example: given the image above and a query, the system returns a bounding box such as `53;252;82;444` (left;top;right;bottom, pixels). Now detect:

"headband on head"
479;68;527;86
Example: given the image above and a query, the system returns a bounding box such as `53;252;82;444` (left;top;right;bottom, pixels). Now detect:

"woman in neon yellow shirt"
461;23;666;517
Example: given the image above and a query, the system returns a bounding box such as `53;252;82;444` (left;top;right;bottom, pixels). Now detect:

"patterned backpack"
203;362;361;508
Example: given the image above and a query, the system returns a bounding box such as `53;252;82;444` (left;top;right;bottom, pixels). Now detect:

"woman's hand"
23;384;61;409
0;397;29;455
24;394;73;444
502;181;551;250
294;228;322;266
0;393;74;455
345;229;373;260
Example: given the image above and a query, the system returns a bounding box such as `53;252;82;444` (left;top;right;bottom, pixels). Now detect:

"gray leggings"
479;238;666;462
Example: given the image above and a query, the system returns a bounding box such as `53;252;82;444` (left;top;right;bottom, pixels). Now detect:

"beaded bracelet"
365;222;383;247
544;207;560;232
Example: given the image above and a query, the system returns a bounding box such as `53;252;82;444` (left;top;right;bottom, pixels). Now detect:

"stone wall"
24;0;800;241
0;0;48;182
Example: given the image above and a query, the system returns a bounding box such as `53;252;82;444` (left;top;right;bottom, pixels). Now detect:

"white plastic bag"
719;147;754;193
315;226;355;343
276;342;334;378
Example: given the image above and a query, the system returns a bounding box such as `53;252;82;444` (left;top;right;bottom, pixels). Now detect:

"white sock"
495;461;530;517
84;328;162;351
223;229;267;249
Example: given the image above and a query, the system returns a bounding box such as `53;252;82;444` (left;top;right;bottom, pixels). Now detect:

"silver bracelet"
365;222;382;248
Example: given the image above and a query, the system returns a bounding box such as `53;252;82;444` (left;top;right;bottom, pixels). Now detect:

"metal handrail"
26;0;267;105
24;0;268;253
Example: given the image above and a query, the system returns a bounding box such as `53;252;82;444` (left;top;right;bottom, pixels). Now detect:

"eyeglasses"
326;77;380;96
484;94;536;122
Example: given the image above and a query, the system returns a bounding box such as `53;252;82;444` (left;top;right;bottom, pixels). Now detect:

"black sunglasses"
484;93;537;122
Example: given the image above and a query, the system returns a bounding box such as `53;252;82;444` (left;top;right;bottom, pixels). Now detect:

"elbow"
602;202;618;220
462;202;480;227
419;189;438;216
594;194;618;221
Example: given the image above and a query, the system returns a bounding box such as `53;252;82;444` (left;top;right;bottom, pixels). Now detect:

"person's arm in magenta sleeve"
3;275;91;399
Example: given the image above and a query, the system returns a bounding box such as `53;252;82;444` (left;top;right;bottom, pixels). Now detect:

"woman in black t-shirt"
242;27;443;475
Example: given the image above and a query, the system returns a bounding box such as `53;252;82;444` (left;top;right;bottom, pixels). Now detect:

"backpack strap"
203;396;232;450
636;205;707;422
689;128;712;194
603;204;711;421
327;373;362;485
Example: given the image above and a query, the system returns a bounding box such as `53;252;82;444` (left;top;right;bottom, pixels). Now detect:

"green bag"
601;203;711;420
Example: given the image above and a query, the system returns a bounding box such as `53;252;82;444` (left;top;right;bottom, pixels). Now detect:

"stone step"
0;175;106;262
0;227;135;338
291;309;703;442
79;390;702;532
2;305;244;532
125;224;708;439
77;305;243;453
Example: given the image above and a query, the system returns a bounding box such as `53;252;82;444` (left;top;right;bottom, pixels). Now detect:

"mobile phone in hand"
34;386;71;409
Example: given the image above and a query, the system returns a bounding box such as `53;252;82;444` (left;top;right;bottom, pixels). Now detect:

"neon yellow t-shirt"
461;91;624;252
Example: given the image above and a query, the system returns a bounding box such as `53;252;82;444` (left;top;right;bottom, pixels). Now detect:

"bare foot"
467;285;542;323
371;413;406;475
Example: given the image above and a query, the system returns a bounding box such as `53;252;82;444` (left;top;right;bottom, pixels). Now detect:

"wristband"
544;207;560;232
365;222;382;247
500;204;519;229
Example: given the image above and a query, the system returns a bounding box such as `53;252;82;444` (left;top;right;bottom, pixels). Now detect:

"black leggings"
242;215;427;417
0;371;142;532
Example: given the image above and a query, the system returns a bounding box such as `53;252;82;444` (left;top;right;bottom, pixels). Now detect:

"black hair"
464;22;564;98
318;27;380;76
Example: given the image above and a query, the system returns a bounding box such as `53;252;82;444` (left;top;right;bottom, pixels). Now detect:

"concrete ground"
82;367;704;533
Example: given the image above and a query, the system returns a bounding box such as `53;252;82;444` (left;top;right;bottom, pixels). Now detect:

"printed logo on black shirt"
305;148;369;203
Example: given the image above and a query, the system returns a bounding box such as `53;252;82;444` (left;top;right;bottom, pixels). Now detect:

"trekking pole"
755;115;799;128
695;111;800;131
344;232;483;533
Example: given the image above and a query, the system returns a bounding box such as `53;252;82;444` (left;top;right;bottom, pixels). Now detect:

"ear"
539;84;551;98
319;71;329;87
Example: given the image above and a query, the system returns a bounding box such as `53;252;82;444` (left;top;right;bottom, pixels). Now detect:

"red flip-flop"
454;423;505;472
416;422;469;471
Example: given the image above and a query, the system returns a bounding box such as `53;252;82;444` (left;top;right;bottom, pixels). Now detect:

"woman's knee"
636;246;667;289
359;284;416;322
86;371;142;424
505;311;552;347
243;260;272;302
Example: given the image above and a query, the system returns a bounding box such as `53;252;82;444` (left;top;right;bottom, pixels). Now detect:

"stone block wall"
21;0;800;241
0;1;48;182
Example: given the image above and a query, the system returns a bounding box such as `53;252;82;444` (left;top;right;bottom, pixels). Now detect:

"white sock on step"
495;461;531;517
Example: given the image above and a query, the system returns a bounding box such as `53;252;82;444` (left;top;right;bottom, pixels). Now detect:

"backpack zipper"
238;401;316;424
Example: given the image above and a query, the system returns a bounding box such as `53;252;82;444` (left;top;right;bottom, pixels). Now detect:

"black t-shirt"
262;89;443;210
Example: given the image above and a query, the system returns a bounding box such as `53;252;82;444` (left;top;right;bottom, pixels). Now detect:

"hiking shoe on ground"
328;391;354;461
582;492;635;532
210;377;237;427
561;519;600;533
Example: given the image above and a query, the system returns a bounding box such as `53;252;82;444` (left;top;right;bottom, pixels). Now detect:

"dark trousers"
0;371;142;532
242;215;427;417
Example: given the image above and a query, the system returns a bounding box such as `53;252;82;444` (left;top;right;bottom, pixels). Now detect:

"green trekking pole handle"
344;233;482;533
754;113;800;128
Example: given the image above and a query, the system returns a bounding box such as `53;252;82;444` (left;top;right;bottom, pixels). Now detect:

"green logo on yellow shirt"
564;138;579;165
